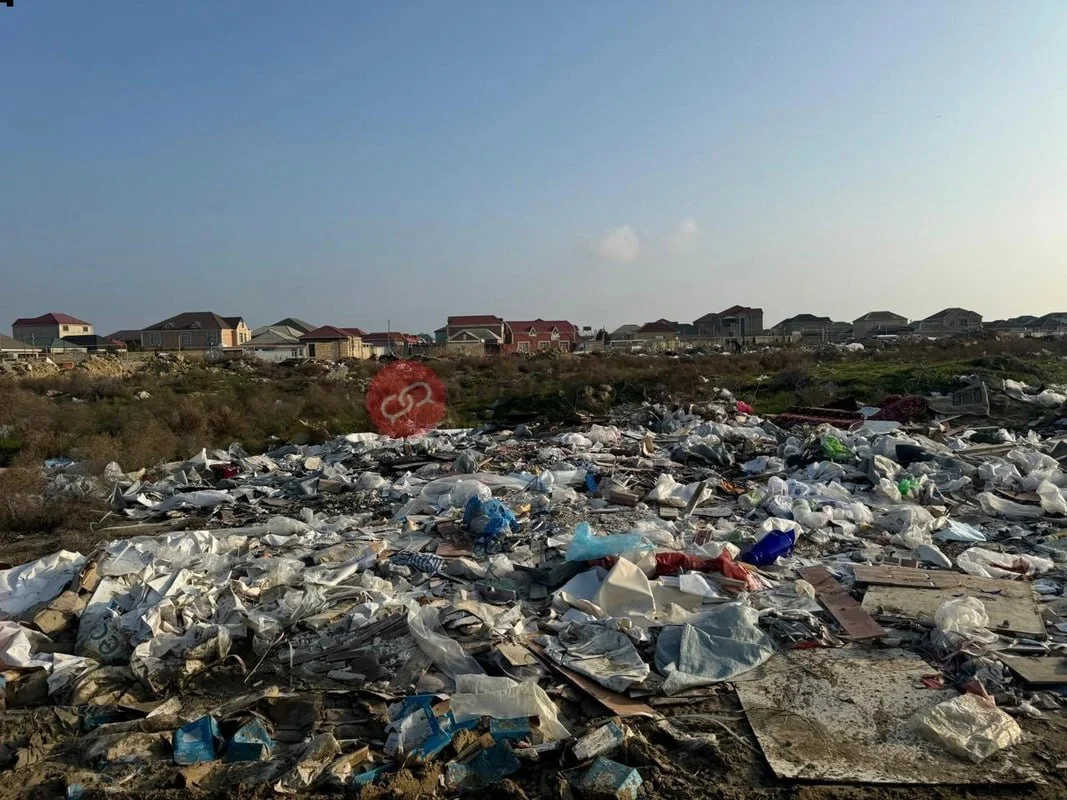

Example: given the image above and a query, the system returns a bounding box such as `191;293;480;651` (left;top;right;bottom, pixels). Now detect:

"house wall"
445;340;486;355
508;330;575;353
14;323;94;343
246;345;308;362
141;329;231;350
305;338;367;359
854;318;907;338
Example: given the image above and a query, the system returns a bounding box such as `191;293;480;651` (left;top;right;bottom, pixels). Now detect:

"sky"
3;1;1067;336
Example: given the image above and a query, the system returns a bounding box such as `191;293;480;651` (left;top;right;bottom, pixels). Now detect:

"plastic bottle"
740;529;796;566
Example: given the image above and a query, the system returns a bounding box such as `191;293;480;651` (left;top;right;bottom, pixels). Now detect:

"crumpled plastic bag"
542;622;650;693
977;492;1042;519
934;596;990;635
462;496;519;546
645;473;712;508
566;522;648;562
654;604;775;695
915;694;1023;762
957;548;1053;579
1037;480;1067;515
406;604;484;680
451;674;570;740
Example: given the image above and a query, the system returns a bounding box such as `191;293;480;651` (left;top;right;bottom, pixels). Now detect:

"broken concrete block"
577;757;643;800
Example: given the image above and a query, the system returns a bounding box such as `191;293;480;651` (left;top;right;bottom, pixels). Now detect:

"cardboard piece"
736;649;1036;784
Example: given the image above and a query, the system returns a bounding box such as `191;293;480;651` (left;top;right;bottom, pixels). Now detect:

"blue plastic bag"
463;496;520;548
566;522;646;562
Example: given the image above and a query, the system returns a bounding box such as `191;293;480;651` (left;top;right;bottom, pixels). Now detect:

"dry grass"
1;339;1065;546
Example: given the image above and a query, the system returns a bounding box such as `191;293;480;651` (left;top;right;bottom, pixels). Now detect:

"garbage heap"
3;391;1067;796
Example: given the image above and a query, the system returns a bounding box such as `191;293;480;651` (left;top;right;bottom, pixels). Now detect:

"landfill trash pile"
2;387;1067;797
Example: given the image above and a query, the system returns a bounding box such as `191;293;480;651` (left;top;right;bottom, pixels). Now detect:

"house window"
517;341;529;353
538;341;550;350
150;333;161;346
62;325;69;332
82;326;89;333
180;332;192;346
308;343;317;358
207;333;219;346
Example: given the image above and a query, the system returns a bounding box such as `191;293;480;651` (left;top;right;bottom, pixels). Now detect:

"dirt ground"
0;668;1063;800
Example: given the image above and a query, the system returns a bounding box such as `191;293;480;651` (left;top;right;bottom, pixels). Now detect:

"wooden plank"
861;585;1045;637
798;566;886;640
1000;655;1067;686
851;564;1032;597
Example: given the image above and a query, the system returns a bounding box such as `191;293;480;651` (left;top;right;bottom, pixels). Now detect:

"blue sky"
3;1;1066;335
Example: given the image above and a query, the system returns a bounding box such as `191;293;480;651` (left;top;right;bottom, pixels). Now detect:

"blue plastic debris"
65;785;84;800
462;496;519;548
447;739;521;789
490;717;534;742
173;715;223;765
386;696;478;760
225;718;274;762
566;522;646;562
578;757;643;800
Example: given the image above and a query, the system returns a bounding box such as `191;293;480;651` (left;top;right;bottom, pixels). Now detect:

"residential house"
505;319;579;354
631;319;679;350
362;332;425;357
444;315;508;355
853;311;909;339
140;312;250;350
990;312;1067;338
61;335;127;354
0;334;41;358
254;318;316;336
245;325;309;362
770;314;832;338
12;312;94;344
38;338;87;357
1029;312;1067;336
300;326;368;360
107;330;144;350
609;324;639;342
693;306;764;339
914;308;982;337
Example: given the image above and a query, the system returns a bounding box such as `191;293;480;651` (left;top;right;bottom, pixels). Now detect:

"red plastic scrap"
870;395;929;423
736;400;754;414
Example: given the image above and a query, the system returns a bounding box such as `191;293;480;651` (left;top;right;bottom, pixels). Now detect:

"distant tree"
595;328;610;343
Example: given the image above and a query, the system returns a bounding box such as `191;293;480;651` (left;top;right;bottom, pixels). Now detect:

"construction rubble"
3;387;1067;797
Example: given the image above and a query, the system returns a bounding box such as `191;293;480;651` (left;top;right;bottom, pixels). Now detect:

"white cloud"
595;225;640;263
666;217;699;255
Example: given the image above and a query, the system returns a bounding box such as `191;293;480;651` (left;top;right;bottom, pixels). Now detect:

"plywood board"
798;566;886;639
852;565;1032;595
1000;655;1067;686
736;649;1036;784
861;585;1045;637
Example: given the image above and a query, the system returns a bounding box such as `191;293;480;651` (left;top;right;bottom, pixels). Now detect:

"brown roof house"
12;312;94;344
693;306;764;339
444;315;508;355
140;312;251;350
300;326;369;360
853;311;909;339
632;319;680;350
914;308;982;337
